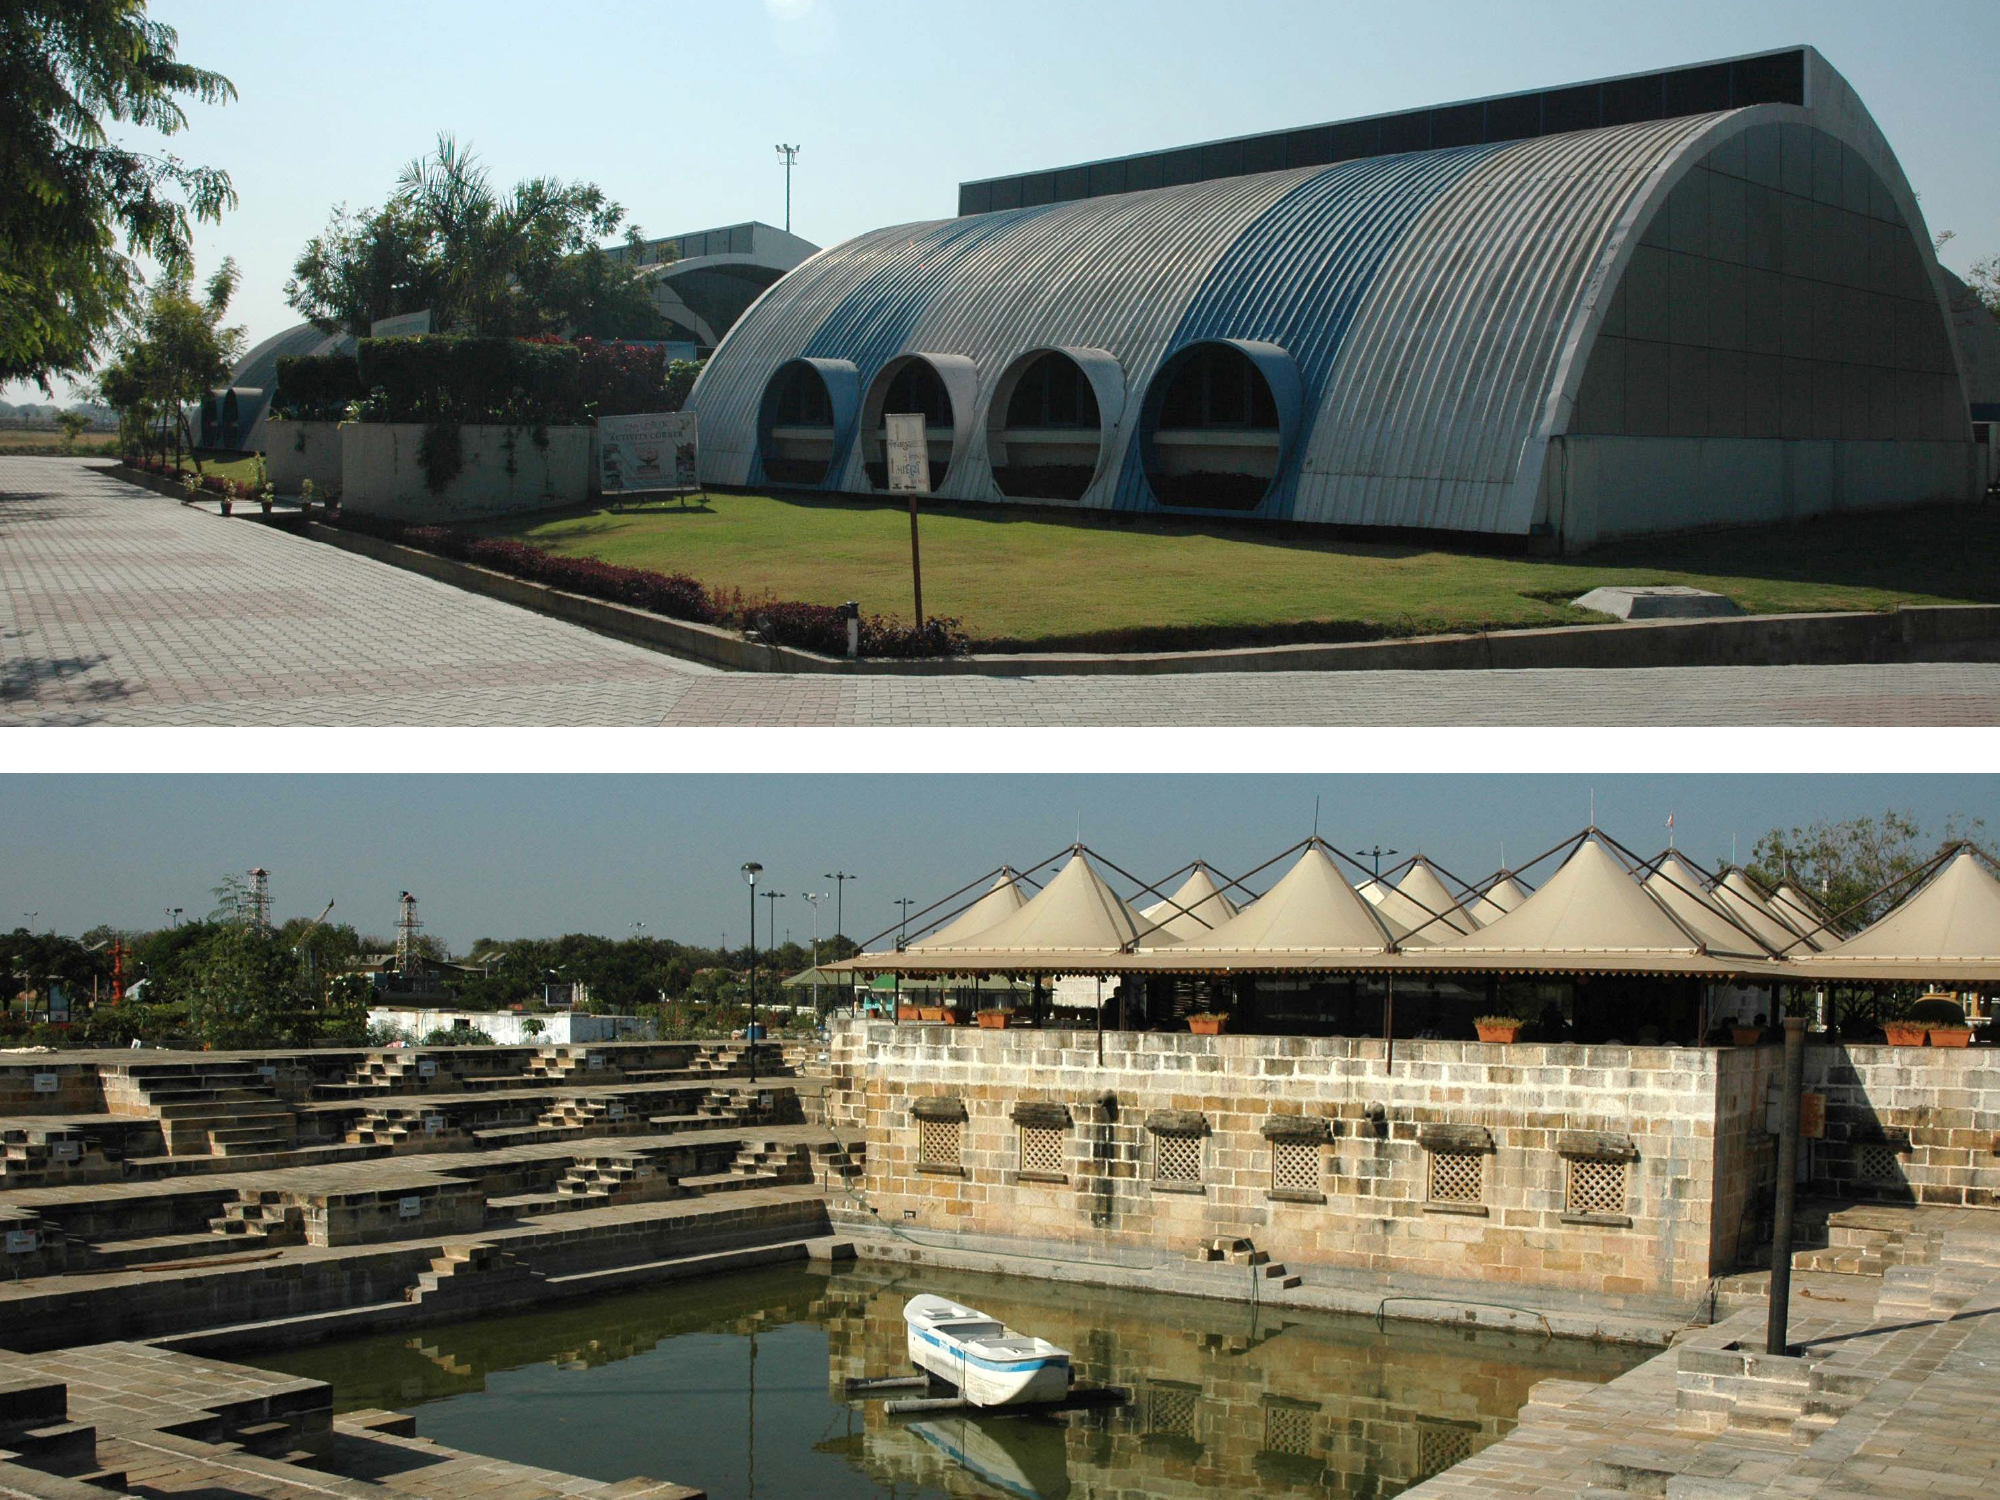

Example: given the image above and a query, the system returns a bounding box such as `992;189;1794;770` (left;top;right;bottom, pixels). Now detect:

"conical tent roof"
928;849;1173;954
1771;884;1840;949
908;870;1030;950
1473;874;1532;921
1392;858;1481;934
1356;878;1387;906
1711;870;1812;955
1642;853;1775;957
1153;844;1399;960
1796;851;2000;981
1139;864;1240;941
1409;837;1774;974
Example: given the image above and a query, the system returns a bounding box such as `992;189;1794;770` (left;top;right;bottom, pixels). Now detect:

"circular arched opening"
987;349;1104;501
1140;342;1282;511
863;356;956;491
757;360;837;487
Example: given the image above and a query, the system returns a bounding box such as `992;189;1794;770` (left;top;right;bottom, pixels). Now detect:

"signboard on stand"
599;411;702;504
884;413;929;628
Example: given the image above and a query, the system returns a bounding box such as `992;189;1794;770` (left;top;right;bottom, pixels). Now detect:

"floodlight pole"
775;144;800;234
742;863;763;1082
825;871;858;1009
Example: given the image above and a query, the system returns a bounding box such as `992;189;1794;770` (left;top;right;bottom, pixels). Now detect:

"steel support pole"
1766;1014;1807;1356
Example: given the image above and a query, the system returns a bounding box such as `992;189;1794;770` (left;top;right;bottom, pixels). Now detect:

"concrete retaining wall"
1803;1043;2000;1207
264;420;344;496
339;422;590;521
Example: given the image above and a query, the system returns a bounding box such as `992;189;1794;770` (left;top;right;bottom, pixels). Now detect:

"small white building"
366;1007;656;1046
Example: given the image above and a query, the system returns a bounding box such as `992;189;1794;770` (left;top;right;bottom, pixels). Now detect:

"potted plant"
258;481;274;516
1731;1024;1763;1047
1475;1015;1524;1044
1188;1012;1228;1035
1928;1025;1973;1049
1884;1020;1928;1047
977;1008;1010;1029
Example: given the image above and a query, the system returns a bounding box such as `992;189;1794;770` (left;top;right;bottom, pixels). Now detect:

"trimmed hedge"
325;510;969;659
356;336;583;425
272;353;363;420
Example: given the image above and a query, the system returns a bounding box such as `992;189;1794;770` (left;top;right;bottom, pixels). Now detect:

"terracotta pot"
1732;1025;1763;1047
976;1010;1010;1029
1188;1013;1227;1035
1928;1026;1973;1049
1475;1021;1523;1045
895;1004;920;1022
1884;1021;1929;1047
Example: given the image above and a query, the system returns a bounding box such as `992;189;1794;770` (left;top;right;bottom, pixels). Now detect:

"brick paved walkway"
7;458;1999;726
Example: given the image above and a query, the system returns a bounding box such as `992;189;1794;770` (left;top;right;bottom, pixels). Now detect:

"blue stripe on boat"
915;1327;1069;1374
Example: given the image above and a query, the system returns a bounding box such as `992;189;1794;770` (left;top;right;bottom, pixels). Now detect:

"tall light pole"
894;897;916;946
824;871;858;1007
775;144;800;234
741;863;762;1082
164;908;183;928
761;890;786;1034
802;892;827;1019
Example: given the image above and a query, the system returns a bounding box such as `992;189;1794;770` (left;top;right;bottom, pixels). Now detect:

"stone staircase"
124;1062;298;1158
1188;1236;1304;1289
336;1050;452;1096
343;1105;467;1152
404;1242;545;1314
723;1139;816;1188
0;1126;113;1188
206;1189;307;1247
0;1379;123;1490
526;1046;616;1084
1674;1341;1867;1445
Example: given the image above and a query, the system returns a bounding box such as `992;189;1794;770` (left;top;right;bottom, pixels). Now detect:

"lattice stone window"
1263;1400;1317;1456
1566;1156;1627;1217
1020;1124;1066;1177
1416;1420;1475;1479
918;1117;961;1170
1428;1150;1484;1206
1855;1141;1903;1183
1155;1130;1203;1185
1272;1139;1320;1196
1145;1381;1200;1438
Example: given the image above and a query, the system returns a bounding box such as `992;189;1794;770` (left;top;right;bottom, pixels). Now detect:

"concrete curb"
105;462;2000;677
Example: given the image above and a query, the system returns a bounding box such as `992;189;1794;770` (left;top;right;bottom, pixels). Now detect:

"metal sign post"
884;412;928;628
599;410;704;508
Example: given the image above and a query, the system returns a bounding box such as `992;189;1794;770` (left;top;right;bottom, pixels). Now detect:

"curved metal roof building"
690;47;1977;546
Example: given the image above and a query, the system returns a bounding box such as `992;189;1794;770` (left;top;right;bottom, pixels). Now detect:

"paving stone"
5;457;1998;726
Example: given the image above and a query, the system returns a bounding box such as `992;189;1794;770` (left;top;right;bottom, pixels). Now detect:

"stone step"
1727;1401;1805;1437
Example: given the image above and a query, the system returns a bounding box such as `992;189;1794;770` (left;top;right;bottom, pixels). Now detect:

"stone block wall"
830;1021;1796;1308
1803;1044;2000;1207
0;1061;106;1116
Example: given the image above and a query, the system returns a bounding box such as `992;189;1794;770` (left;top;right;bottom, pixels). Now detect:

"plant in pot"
1883;1020;1928;1047
1928;1025;1974;1048
1731;1022;1764;1047
977;1007;1010;1029
258;481;274;516
1475;1014;1524;1044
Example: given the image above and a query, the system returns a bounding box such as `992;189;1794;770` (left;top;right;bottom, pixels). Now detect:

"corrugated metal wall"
688;77;1960;537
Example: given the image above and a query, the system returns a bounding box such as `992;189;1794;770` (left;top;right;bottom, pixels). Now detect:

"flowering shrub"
129;456;245;499
325;511;967;658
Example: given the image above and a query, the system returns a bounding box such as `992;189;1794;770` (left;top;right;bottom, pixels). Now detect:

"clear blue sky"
0;775;1988;949
11;0;1996;405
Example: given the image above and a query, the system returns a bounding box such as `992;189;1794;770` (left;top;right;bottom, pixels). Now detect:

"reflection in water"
252;1264;1646;1500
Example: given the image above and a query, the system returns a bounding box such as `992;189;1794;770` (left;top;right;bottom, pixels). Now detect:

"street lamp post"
761;890;786;1039
1350;846;1399;880
741;863;763;1082
824;871;858;1006
895;897;916;946
802;892;826;1019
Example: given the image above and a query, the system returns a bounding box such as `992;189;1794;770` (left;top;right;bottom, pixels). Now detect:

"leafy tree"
1747;810;1986;931
286;133;666;340
1;1;236;387
93;257;243;468
54;409;86;449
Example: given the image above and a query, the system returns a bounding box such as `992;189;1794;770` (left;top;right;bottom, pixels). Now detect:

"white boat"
902;1294;1072;1407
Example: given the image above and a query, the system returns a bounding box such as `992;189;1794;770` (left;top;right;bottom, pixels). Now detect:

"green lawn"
0;429;119;456
478;490;2000;652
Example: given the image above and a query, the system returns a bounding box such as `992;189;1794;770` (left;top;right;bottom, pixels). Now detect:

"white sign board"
4;1230;37;1255
884;413;930;495
257;1065;278;1082
370;309;433;338
398;1196;422;1219
587;1054;605;1070
50;1140;81;1163
607;1102;627;1121
417;1058;438;1078
31;1073;58;1093
422;1114;443;1135
599;411;699;496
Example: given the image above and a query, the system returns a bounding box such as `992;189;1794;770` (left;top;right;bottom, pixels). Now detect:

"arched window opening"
1144;343;1282;511
864;359;955;491
758;362;836;486
991;351;1104;501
